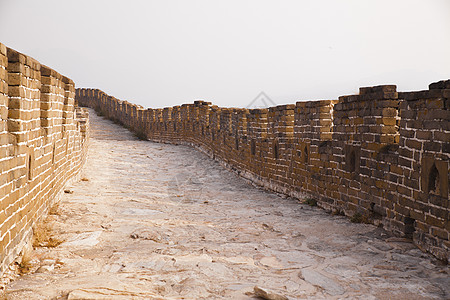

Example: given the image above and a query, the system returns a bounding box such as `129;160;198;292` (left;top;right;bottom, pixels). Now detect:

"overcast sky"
1;0;449;108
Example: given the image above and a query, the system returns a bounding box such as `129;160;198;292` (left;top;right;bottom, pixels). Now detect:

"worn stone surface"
3;111;449;299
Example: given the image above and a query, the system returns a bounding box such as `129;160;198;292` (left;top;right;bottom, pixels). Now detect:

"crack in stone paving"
3;109;449;299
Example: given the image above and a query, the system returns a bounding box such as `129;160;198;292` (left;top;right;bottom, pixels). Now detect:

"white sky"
1;0;449;108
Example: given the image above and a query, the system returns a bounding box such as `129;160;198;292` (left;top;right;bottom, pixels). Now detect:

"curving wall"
0;43;89;275
76;80;449;262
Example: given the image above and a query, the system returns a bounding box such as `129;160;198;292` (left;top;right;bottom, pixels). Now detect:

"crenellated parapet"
0;43;89;276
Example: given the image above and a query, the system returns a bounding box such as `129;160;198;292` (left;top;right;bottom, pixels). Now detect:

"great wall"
0;43;89;276
0;42;448;284
76;81;449;263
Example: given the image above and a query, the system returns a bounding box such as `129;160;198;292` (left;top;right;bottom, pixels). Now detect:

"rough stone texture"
0;43;89;277
76;80;449;262
3;111;449;299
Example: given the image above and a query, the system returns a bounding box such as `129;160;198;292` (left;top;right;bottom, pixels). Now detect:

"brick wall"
0;43;89;276
76;80;449;262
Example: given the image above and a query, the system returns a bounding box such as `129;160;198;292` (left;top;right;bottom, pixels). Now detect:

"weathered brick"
405;139;422;150
429;79;450;90
423;141;441;152
434;131;450;142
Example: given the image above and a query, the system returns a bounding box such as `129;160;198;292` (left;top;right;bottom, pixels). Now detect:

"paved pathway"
3;110;449;299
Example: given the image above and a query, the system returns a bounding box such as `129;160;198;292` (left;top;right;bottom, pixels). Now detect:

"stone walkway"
3;110;449;299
